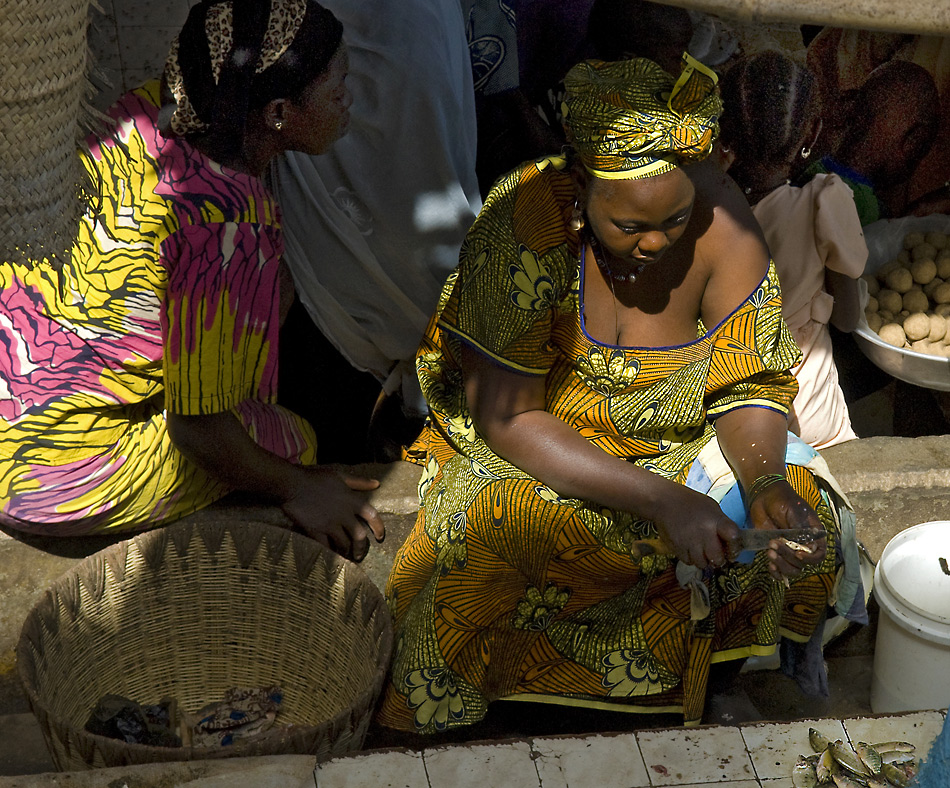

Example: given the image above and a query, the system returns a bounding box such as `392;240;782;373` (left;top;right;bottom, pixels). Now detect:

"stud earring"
568;200;585;232
801;145;811;159
274;120;283;131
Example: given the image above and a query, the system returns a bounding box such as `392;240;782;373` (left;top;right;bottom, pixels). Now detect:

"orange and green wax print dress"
0;81;315;535
377;160;861;732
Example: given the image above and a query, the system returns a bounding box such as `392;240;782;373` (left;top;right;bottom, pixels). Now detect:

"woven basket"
0;0;95;265
15;517;393;771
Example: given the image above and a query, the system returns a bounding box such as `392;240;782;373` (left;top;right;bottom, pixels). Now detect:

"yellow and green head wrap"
562;54;722;180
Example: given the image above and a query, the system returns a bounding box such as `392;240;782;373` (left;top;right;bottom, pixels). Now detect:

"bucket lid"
875;521;950;626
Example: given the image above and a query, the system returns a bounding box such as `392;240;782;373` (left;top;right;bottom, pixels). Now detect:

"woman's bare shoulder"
691;161;768;266
689;161;771;323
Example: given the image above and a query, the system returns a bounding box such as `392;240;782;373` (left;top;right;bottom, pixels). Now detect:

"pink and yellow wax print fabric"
0;81;314;535
377;161;845;732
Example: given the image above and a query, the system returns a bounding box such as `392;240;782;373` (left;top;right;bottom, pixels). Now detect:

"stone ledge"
822;435;950;493
0;753;318;787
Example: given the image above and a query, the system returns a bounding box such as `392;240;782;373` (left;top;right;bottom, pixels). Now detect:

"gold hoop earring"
569;200;585;232
801;145;811;159
274;120;283;131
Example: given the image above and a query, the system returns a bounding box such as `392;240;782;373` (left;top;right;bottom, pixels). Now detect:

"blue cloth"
917;710;950;788
718;483;756;563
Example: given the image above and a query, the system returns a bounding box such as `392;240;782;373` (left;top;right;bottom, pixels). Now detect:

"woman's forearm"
166;410;304;500
715;406;824;561
713;405;789;492
493;405;792;517
460;343;741;556
478;401;750;568
474;407;678;521
166;410;386;558
460;343;675;517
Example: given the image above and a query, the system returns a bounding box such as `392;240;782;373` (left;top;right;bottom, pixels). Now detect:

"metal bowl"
854;215;950;391
853;321;950;390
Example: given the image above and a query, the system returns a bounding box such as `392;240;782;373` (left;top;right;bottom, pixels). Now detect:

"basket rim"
15;517;394;764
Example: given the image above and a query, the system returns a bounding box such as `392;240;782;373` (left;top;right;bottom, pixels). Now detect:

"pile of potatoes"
863;230;950;356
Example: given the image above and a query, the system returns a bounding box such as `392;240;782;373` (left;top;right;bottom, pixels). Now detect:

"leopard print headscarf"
164;0;309;136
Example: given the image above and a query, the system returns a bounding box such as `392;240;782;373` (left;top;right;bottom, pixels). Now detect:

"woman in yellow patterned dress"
377;55;867;732
0;0;383;558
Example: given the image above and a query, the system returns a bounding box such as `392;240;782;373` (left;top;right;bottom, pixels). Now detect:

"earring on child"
801;145;811;159
569;200;585;232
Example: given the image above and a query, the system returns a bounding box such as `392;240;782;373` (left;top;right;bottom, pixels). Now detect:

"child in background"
719;50;867;450
804;59;939;223
793;54;944;436
806;29;946;218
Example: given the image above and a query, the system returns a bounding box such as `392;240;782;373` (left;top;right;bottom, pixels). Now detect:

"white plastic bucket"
870;521;950;714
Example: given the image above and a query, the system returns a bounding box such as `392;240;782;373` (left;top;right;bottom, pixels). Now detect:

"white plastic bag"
863;214;950;276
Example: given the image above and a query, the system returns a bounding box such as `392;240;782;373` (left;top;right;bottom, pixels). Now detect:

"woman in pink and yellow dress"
0;0;383;559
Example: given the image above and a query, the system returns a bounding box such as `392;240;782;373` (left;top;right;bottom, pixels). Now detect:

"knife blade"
629;528;826;559
734;527;826;552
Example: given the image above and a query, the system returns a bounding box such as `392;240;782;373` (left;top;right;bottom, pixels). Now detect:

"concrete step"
0;745;320;787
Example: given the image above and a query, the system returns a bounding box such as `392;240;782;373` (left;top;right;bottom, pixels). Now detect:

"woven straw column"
0;0;92;265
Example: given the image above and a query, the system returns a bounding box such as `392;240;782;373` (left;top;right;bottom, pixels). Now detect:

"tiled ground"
314;711;948;788
1;708;944;785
